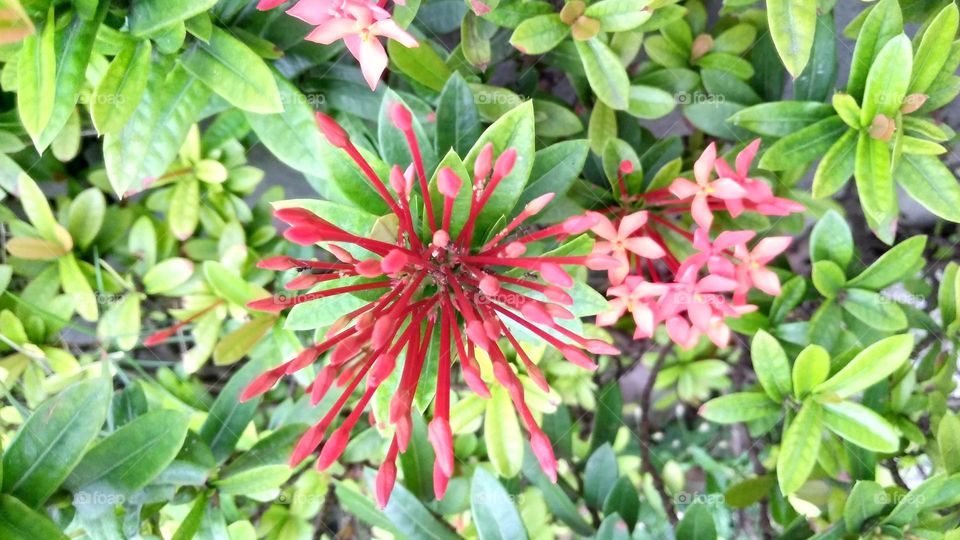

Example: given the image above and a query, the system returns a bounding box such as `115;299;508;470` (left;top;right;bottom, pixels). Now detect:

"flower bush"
0;0;960;539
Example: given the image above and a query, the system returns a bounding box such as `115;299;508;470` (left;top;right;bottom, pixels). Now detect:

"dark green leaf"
584;444;619;510
471;467;527;540
436;72;480;156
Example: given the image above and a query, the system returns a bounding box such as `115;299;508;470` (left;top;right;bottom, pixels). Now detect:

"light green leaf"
584;0;652;33
485;385;524;478
938;414;960;474
213;315;276;366
842;288;907;331
0;494;67;540
181;27;282;114
58;253;97;322
509;14;568;55
855;133;896;230
896;153;960;223
766;0;816;77
129;0;219;37
436;72;481;156
847;0;903;100
169;178;200;240
751;329;792;402
699;392;780;424
777;400;822;494
66;188;106;250
847;235;926;290
675;502;717;540
814;333;913;398
811;260;846;298
16;11;55;146
728;101;835;137
758;115;846;171
575;38;631;110
821;401;900;453
809;210;853;269
860;34;912;125
584;444;618;510
792;345;830;398
812;129;857;199
387;38;451;92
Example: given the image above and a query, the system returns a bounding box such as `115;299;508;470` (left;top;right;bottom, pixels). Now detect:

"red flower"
241;104;618;507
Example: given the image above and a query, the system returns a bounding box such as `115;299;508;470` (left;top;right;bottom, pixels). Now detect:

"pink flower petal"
750;266;782;296
371;19;419;48
669;177;700;199
305;17;358;44
709;178;748;199
736;139;762;178
691;192;713;231
624;237;666;259
752;236;792;264
618;211;648;237
694;143;716;185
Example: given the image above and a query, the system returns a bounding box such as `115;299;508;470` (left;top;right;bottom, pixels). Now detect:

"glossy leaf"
485;385;524;478
584;444;618;510
766;0;816;77
821;401;900;453
471;467;528;540
436;72;481;156
751;330;792;402
575;38;630;110
2;378;110;507
814;333;913;398
896;153;960;223
777;400;822;494
699;392;780;424
847;235;926;290
758;116;846;171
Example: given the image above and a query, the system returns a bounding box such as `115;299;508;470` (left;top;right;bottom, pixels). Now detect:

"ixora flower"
591;141;803;349
258;0;417;90
240;104;618;507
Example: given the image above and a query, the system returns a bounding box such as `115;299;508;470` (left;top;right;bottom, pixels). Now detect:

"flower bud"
390;103;413;132
315;112;350;148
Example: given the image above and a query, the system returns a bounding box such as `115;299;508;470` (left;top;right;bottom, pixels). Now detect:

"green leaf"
584;444;619;510
169;178;200;240
811;260;846;298
214;315;275;366
436;72;480;156
847;235;926;290
794;11;837;102
16;12;55;146
16;174;60;244
814;333;913;398
939;414;960;474
35;3;107;151
199;358;267;463
699;392;780;424
896;153;960;223
910;4;959;94
584;0;651;32
471;467;528;540
589;382;622;451
509;14;568;55
821;401;900;453
766;0;817;77
399;412;434;500
675;502;717;540
833;93;862;128
65;410;189;500
843;481;886;532
860;35;912;125
842;288;907;331
533;99;582;137
575;38;631;110
103;64;211;196
793;345;830;398
143;257;194;294
777;400;822;494
371;470;460;540
387;38;451;92
521;449;593;535
727;101;834;137
129;0;219;37
855;133;896;230
59;253;97;322
427;150;472;239
751;329;792;402
602;477;639;531
812;129;857;199
98;294;140;352
3;378;110;507
379;89;437;182
724;475;776;509
181;27;282;114
461;101;535;236
884;473;949;526
0;494;67;540
485;385;524;478
66;188;106;250
627;85;675;119
940;263;960;331
847;0;903;100
758;115;846;171
204;261;268;308
515;140;588;212
809;210;853;269
171;491;209;540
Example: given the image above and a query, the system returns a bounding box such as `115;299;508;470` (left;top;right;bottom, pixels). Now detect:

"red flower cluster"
591;141;803;349
241;104;619;507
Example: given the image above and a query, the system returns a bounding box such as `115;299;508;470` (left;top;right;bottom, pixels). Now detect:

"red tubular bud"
474;143;494;180
504;241;526;257
561;346;597;370
563;213;601;235
585;340;620;355
355;259;384;277
524;193;555;215
381;249;409;274
315;112;350;149
257;255;301;270
619;160;634;174
427;417;454;477
256;0;287;10
479;275;501;296
432;229;450;248
544;286;573;305
390;103;414;132
586;254;624;270
375;460;398;508
530;429;558;482
310;366;336;404
316;427;350;470
143;327;177;347
290;423;326;467
520;301;554;324
438;167;462;198
540;263;573;288
389;165;407;196
493;148;518;179
433;462;450;500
